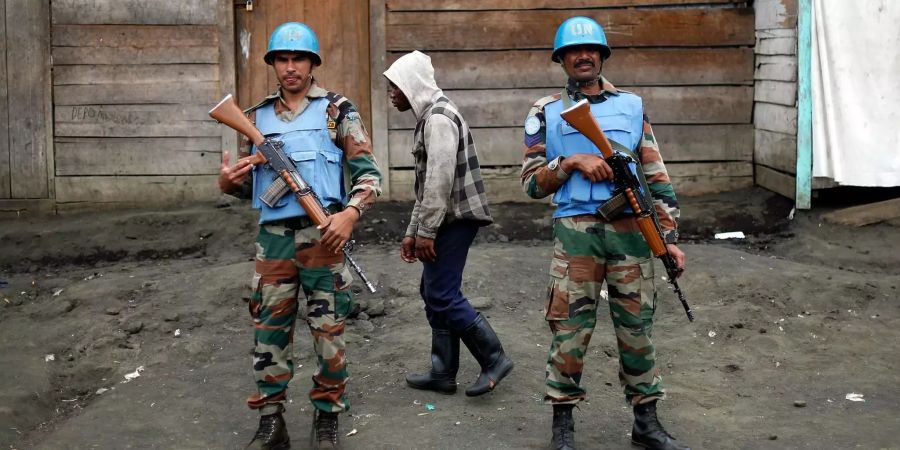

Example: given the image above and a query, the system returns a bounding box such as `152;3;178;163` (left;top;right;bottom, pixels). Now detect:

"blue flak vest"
544;91;645;218
252;98;346;224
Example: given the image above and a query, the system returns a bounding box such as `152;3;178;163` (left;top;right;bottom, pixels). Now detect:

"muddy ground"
1;187;898;450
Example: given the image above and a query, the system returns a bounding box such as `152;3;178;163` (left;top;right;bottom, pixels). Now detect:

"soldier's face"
388;82;412;112
561;45;603;82
272;52;314;93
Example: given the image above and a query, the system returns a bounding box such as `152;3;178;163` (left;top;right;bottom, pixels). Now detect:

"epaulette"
531;93;561;111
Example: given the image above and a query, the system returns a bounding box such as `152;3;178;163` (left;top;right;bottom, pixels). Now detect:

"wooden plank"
756;30;797;56
52;24;218;48
389;86;753;129
55;137;221;176
389;47;754;89
794;0;812;208
52;46;220;65
0;199;56;217
821;197;900;227
234;5;253;108
754;79;797;106
389;162;752;201
0;0;9;198
755;0;798;30
386;8;755;51
756;164;795;199
387;0;742;10
754;102;796;135
55;175;220;203
218;0;238;156
370;0;391;198
755;129;796;174
54;105;221;138
7;0;50;199
388;124;753;168
54;81;219;105
54;64;219;85
755;54;797;82
52;0;218;25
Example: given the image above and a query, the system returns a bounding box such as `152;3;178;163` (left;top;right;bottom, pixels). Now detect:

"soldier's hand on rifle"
415;237;437;263
400;236;417;263
218;151;254;193
318;207;360;254
561;153;614;183
666;244;686;277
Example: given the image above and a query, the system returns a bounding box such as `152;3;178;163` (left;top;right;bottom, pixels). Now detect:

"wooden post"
218;0;238;156
6;0;51;199
0;0;9;198
795;0;813;209
369;0;390;199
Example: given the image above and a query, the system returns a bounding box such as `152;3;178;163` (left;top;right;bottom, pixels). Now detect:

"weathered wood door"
234;0;371;126
0;0;52;200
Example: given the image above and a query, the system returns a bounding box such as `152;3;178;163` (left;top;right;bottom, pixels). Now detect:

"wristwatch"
548;156;568;179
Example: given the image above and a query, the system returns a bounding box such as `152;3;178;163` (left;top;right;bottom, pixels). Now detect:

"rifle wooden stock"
209;94;266;147
560;99;615;159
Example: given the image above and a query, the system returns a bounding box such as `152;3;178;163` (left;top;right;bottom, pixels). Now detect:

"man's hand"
400;236;417;263
318;208;360;254
218;151;254;193
666;243;686;277
560;153;614;182
415;236;437;263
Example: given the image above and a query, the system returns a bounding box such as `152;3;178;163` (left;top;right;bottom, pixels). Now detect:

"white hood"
383;50;443;120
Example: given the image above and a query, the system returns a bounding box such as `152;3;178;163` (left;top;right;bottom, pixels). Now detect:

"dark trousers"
419;220;480;332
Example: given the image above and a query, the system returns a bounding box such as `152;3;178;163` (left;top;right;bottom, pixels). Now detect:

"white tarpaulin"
811;0;900;186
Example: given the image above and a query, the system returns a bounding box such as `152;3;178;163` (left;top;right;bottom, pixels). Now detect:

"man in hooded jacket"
383;51;514;397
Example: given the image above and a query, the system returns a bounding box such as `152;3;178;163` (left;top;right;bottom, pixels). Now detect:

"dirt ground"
1;187;898;450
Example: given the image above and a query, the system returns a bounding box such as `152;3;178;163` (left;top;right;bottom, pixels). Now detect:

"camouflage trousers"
246;222;354;413
544;215;664;406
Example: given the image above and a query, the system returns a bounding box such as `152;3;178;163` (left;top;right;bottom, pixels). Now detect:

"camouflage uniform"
236;82;382;414
521;77;680;406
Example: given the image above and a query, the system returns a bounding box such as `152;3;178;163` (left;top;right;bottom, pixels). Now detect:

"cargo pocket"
545;257;570;320
248;271;263;319
638;258;658;318
331;261;355;320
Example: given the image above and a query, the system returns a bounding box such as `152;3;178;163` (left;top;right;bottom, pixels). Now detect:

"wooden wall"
50;0;235;210
0;0;53;208
373;0;756;202
754;0;799;199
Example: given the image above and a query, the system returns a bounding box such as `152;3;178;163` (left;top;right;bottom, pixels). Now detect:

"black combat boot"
311;409;340;450
406;328;460;394
459;313;514;396
631;401;691;450
246;404;290;450
551;404;576;450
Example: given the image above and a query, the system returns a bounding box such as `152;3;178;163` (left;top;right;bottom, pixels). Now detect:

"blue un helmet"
264;22;322;66
551;16;611;63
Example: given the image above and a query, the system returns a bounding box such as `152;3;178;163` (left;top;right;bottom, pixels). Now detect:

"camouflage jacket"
520;77;680;243
234;81;382;216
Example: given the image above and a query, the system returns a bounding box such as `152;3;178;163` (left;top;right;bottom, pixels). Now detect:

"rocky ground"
1;187;898;450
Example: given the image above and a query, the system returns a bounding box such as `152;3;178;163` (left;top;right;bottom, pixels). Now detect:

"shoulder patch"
524;116;541;135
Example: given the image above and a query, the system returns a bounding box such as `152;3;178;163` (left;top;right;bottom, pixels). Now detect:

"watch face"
549;158;559;170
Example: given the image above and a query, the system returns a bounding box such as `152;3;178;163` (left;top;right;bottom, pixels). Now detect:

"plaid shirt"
406;96;493;239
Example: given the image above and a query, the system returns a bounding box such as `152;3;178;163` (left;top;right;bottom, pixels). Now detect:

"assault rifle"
560;99;694;322
209;94;376;294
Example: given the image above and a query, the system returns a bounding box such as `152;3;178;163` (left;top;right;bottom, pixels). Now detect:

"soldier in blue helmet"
519;16;690;450
218;22;382;450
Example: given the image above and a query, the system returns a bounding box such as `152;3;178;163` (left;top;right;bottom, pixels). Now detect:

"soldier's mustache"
575;59;595;67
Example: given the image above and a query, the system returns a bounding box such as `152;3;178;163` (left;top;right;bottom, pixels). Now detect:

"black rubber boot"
246;404;290;450
551;404;576;450
405;328;460;394
459;313;514;396
631;401;690;450
311;409;340;450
